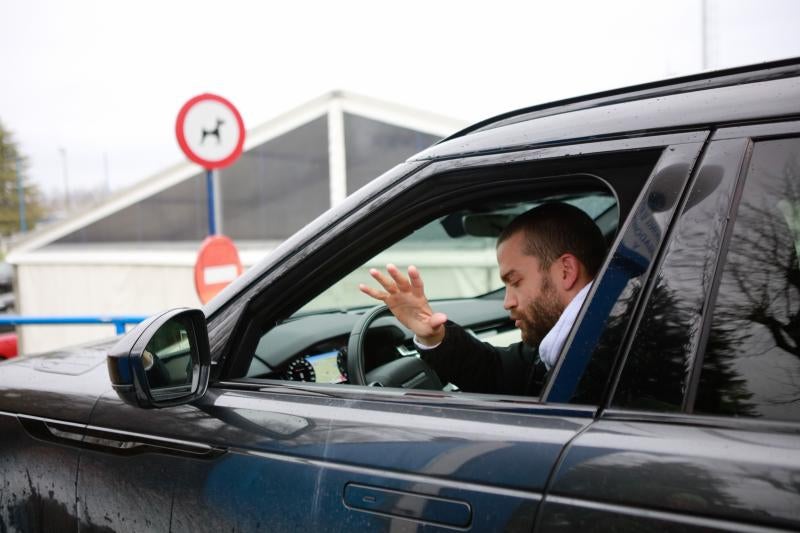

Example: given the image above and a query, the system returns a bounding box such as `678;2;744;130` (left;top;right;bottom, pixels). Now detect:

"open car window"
245;189;619;392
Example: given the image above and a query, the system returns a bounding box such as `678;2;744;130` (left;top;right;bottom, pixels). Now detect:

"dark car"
3;58;800;532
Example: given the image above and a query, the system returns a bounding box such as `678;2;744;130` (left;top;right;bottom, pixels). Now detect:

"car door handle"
344;483;472;528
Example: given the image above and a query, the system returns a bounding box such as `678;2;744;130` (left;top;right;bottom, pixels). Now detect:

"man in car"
359;202;607;395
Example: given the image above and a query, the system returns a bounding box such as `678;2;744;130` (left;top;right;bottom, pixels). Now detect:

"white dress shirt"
538;281;593;370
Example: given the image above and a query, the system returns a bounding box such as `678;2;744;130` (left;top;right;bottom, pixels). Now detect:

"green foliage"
0;120;43;235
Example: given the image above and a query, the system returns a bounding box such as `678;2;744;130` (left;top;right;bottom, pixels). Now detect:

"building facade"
8;91;466;353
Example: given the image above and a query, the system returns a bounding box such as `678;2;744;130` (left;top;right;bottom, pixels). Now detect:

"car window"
230;149;664;400
608;138;748;411
248;190;618;384
610;135;800;422
695;137;800;422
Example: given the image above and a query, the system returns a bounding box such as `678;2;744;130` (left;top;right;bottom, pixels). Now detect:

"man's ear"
555;253;580;291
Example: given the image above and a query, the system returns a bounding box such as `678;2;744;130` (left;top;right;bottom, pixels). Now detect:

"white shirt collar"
539;281;593;370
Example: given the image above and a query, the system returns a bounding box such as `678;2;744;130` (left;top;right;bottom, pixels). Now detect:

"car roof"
413;57;800;161
207;58;800;319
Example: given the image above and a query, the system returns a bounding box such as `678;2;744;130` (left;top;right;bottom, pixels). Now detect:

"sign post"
176;93;246;303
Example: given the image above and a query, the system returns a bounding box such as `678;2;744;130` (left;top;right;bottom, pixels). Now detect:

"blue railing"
0;315;148;335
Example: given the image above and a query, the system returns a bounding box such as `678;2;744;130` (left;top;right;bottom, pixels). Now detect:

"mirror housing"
107;308;210;408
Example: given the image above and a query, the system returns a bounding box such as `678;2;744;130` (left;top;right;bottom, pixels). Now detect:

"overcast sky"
1;0;799;196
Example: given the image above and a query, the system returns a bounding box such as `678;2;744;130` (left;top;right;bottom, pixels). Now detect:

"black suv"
2;58;800;532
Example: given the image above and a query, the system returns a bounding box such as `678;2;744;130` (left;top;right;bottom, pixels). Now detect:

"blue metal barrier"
0;316;148;335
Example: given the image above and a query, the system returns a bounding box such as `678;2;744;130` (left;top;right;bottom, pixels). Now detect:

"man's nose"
503;289;516;310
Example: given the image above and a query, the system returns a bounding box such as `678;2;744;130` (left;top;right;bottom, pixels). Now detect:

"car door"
0;341;121;532
538;124;800;531
78;132;705;532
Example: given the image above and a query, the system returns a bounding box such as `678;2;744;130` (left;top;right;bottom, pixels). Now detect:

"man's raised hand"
358;264;447;345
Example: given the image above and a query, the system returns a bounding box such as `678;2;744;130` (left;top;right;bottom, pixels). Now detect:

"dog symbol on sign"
176;93;245;169
201;118;225;144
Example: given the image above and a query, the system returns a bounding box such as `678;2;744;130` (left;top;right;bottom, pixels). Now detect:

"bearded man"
359;202;607;396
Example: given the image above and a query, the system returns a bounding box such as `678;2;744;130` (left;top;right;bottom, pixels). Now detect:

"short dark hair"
497;202;607;276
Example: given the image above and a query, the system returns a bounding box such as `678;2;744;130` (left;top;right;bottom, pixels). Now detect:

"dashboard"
245;295;514;384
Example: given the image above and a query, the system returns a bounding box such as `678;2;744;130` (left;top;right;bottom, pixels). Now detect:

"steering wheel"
347;304;443;389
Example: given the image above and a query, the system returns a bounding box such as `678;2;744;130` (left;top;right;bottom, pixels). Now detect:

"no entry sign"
176;93;245;169
194;235;243;304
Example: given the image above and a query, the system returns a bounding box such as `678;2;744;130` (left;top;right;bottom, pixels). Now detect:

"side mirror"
107;308;210;408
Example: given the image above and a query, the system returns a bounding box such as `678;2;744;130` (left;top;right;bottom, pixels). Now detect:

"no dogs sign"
175;93;245;169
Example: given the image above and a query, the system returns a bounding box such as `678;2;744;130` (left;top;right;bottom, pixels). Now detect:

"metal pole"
206;168;216;235
15;158;26;233
103;151;110;195
59;147;70;209
701;0;709;70
327;99;347;206
212;169;223;235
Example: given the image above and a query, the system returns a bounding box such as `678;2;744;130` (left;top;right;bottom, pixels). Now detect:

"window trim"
216;378;602;418
216;133;705;405
712;119;800;141
682;138;755;413
601;407;800;433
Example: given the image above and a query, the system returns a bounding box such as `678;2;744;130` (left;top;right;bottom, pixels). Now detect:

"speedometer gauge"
284;358;315;382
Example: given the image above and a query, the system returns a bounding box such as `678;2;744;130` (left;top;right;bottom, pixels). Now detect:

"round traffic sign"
194;234;243;304
176;93;245;169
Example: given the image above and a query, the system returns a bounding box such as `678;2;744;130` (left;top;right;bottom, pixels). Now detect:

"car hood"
0;337;119;423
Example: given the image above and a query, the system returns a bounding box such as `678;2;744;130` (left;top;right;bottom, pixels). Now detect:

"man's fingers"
369;268;398;293
386;264;412;291
408;265;424;290
359;283;386;301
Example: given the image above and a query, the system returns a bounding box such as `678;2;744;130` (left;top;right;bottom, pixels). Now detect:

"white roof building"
8;91;466;353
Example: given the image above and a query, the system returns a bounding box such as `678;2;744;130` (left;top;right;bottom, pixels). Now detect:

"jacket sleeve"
418;322;546;396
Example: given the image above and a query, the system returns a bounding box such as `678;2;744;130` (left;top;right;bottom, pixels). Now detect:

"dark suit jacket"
418;322;548;396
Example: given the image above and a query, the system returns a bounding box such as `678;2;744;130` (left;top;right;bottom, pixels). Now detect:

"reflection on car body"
3;59;800;531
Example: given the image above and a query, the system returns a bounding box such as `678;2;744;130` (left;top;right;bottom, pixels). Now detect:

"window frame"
214;133;705;409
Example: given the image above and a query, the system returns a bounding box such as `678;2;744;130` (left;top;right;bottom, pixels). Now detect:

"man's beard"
519;275;564;346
